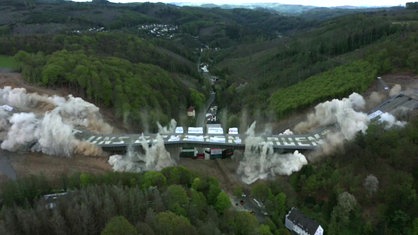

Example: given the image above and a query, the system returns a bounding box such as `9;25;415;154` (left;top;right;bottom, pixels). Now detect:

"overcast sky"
72;0;405;7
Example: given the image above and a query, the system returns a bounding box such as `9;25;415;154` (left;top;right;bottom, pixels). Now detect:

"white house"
285;207;324;235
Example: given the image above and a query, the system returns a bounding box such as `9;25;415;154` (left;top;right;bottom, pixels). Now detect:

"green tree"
223;211;259;235
141;171;167;189
215;191;231;214
164;185;189;216
328;192;358;234
188;189;207;221
161;166;194;186
257;224;273;235
101;216;138;235
189;88;206;110
14;50;46;83
207;180;221;205
272;192;287;222
251;182;272;202
153;211;197;235
41;63;63;86
191;177;205;191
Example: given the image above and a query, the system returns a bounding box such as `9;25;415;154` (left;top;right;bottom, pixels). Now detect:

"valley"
0;1;417;234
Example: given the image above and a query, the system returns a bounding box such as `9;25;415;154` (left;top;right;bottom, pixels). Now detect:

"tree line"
0;167;274;235
14;49;205;131
0;33;199;78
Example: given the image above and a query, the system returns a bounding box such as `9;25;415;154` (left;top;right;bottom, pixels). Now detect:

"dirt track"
0;72;69;96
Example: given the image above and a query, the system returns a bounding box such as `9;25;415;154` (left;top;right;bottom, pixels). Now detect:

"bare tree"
338;191;357;214
329;191;358;233
363;174;379;196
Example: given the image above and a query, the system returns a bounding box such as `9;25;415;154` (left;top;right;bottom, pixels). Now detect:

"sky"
72;0;406;7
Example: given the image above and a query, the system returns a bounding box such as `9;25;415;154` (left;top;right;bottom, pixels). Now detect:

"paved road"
76;129;327;152
369;93;418;119
196;91;216;127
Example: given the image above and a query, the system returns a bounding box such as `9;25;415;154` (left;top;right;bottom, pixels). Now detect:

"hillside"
0;1;417;234
212;8;418;121
0;0;315;130
2;1;415;126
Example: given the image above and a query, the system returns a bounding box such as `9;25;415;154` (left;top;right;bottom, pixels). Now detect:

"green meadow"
0;55;19;70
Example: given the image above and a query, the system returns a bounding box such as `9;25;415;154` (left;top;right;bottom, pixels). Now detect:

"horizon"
70;0;406;7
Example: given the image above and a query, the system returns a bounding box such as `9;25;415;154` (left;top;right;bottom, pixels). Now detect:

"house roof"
286;207;321;235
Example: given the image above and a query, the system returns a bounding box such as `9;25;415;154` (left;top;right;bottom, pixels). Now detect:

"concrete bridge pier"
166;146;181;161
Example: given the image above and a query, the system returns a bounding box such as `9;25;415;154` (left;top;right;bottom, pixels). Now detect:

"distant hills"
171;2;400;15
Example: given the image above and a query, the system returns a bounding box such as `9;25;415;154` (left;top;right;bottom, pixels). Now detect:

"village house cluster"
138;24;178;38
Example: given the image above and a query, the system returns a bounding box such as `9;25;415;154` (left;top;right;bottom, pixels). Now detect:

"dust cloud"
157;119;177;134
108;134;176;172
297;91;407;156
0;87;111;157
237;122;308;184
389;84;402;97
237;89;409;184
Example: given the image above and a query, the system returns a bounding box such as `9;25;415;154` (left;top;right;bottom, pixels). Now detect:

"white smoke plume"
1;113;39;152
238;90;412;184
0;86;55;112
0;87;112;157
279;129;294;135
157;119;177;134
297;91;411;157
295;93;370;154
389;84;402;97
0;87;34;109
378;112;406;129
108;134;176;172
57;95;112;134
36;110;77;156
295;93;369;135
108;145;144;173
367;91;386;109
0;109;12;140
237;122;308;184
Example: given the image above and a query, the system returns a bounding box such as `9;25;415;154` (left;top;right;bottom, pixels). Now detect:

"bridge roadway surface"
75;130;328;152
75;92;418;153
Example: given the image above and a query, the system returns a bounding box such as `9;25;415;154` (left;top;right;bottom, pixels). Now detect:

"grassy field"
0;55;19;70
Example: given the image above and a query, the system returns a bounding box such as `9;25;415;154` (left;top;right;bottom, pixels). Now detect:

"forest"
14;49;195;129
2;1;417;124
0;118;417;234
0;1;417;234
0;167;274;235
213;9;418;117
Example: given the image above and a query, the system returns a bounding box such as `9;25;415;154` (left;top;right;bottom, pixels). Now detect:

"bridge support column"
166;146;181;161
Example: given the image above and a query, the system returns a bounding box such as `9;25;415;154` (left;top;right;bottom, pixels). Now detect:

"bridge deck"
74;93;417;153
78;131;327;152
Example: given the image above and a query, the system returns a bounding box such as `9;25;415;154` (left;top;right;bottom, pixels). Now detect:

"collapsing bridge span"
75;92;418;153
76;130;328;153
